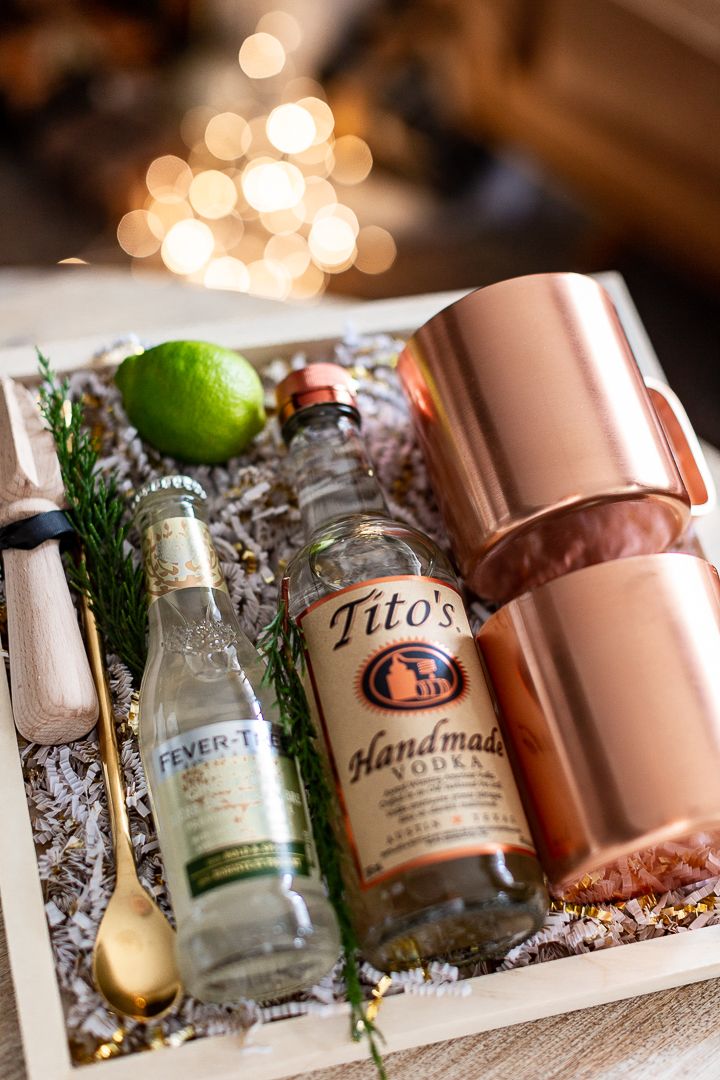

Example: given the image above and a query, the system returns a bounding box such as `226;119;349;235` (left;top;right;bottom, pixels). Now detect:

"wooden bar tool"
0;376;98;744
82;592;182;1022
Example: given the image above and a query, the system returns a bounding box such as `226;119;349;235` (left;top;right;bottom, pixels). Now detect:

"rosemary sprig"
39;350;387;1071
37;353;147;681
258;605;387;1079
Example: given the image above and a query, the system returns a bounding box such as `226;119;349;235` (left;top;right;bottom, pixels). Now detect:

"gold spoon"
82;593;183;1022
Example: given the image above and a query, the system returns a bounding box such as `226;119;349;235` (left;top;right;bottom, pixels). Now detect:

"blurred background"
0;0;718;438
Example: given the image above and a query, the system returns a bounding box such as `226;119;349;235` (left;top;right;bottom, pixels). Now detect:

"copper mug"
476;552;720;897
398;273;714;603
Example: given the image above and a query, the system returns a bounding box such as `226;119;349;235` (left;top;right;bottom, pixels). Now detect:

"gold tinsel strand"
550;892;719;927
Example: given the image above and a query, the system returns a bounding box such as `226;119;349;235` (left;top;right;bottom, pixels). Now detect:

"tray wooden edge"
1;282;719;1080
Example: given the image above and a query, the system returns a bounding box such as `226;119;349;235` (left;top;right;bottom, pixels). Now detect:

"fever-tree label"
152;719;311;899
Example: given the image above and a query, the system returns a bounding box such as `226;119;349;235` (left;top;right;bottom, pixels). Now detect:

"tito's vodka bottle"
278;365;547;970
132;475;339;1002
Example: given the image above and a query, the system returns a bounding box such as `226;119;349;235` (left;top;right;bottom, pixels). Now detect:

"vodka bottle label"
298;576;536;889
142;516;228;600
152;719;311;899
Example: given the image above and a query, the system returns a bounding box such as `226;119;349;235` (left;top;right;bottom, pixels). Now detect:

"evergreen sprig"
258;605;387;1079
37;352;147;681
39;350;387;1071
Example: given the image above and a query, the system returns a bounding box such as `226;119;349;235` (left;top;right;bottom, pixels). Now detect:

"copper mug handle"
645;377;716;516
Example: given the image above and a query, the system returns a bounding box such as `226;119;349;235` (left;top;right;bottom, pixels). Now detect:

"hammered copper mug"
476;551;720;897
398;273;714;603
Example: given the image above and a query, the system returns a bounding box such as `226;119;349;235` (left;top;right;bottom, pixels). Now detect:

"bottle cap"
130;474;207;514
275;363;358;430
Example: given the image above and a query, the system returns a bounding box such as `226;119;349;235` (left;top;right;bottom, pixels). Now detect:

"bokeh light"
257;11;303;53
292;140;335;176
298;97;335;143
211;214;245;253
281;77;325;103
315;202;360;237
265;232;311;277
331;135;373;185
266;103;316;154
235;231;267;263
120;20;394;297
189;170;238;219
144;197;193;233
291;262;326;299
260;205;305;234
204;113;251;160
355;226;398;274
146;156;193;203
308;213;357;269
161;219;215;274
239;33;286;79
242;158;305;212
247;259;292;299
204;256;250;292
117;209;163;257
244;115;275;159
299;177;337;223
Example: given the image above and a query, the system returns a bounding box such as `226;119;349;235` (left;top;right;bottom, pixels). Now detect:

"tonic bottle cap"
275;363;358;430
130;474;207;514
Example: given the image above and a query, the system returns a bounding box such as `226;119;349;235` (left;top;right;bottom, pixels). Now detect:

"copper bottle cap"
477;552;720;892
276;363;357;429
398;273;711;602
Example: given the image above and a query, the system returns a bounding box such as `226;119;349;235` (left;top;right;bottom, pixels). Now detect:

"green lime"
115;340;266;464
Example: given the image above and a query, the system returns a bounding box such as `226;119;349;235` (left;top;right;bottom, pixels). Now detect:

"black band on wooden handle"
0;510;75;552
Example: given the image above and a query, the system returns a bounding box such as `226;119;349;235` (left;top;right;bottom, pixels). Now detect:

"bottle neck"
134;490;228;608
284;405;388;538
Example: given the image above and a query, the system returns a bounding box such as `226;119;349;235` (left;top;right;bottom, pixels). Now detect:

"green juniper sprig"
259;604;387;1080
37;352;147;681
39;347;387;1071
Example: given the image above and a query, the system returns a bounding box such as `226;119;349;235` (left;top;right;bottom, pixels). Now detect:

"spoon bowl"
93;878;182;1021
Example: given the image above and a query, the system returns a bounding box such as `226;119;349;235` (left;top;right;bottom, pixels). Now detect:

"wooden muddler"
0;377;98;744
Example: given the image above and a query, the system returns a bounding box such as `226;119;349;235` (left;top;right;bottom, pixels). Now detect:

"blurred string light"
238;32;286;79
117;12;396;300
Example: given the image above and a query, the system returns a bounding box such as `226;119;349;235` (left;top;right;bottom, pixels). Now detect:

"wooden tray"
1;280;719;1080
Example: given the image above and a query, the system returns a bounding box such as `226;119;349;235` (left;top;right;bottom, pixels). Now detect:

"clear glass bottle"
132;475;339;1003
278;365;548;971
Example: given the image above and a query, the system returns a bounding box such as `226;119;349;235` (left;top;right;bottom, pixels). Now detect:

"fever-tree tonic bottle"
277;365;548;970
132;475;339;1002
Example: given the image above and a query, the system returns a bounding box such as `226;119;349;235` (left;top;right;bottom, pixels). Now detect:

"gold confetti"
91;422;106;449
93;1040;122;1061
365;973;392;1023
165;1025;196;1048
241;549;258;573
148;1026;166;1052
595;908;615;924
551;889;720;931
127;691;140;737
61;398;74;453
